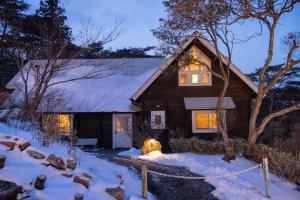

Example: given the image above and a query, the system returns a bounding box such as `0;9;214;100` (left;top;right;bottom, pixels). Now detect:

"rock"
0;141;15;150
73;176;89;188
0;155;6;168
82;172;93;179
27;150;46;159
61;173;73;178
105;187;124;200
18;141;30;151
74;193;84;200
0;180;22;199
47;154;66;170
41;163;50;167
34;175;47;190
66;159;76;170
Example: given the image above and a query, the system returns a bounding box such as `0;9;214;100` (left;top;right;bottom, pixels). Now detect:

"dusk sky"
27;0;300;73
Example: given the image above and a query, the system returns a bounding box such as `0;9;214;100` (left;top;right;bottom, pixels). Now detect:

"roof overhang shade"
184;97;236;110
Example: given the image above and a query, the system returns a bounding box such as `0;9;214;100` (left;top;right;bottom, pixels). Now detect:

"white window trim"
151;110;166;129
179;70;212;86
192;110;226;133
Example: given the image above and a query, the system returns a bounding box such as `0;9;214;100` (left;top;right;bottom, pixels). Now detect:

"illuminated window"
151;111;165;129
116;116;130;133
191;74;199;84
202;73;210;84
178;45;212;86
189;64;200;71
192;111;222;133
179;73;189;84
42;114;71;133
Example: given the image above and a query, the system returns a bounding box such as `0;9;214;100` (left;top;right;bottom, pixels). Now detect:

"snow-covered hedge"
169;137;300;188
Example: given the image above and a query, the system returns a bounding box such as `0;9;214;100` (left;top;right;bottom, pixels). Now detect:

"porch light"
141;138;162;154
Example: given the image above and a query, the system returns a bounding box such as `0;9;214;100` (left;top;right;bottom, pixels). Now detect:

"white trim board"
131;33;258;101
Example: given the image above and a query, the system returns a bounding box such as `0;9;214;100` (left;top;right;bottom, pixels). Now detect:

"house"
5;33;257;149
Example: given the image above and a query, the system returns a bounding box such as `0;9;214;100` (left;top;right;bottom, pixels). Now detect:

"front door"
112;114;132;148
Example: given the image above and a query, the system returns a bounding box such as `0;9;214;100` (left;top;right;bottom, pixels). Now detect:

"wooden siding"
136;41;256;139
74;113;112;148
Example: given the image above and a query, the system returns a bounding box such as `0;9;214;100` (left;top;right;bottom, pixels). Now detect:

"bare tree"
230;0;300;153
154;0;237;160
6;16;121;121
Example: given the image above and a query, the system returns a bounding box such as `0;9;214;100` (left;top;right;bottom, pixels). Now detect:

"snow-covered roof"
184;97;236;110
6;58;166;112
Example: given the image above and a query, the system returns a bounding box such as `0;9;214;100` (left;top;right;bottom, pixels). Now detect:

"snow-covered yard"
120;148;300;200
0;123;154;200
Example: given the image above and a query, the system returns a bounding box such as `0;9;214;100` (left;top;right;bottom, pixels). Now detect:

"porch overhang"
184;97;236;110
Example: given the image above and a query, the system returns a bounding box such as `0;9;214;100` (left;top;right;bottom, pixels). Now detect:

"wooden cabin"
5;33;257;149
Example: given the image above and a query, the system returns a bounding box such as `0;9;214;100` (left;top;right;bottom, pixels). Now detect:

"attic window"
178;46;212;86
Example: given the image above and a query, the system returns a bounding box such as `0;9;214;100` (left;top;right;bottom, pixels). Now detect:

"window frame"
151;110;166;129
178;45;212;87
191;110;226;133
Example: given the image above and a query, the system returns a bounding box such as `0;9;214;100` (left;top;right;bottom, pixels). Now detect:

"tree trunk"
216;78;235;161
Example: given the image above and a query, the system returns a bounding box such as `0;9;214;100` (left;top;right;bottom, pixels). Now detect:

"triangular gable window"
178;45;212;86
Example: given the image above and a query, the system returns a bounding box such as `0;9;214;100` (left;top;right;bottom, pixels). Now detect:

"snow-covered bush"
169;137;300;188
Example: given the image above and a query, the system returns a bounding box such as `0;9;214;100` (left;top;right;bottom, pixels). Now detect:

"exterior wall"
135;41;256;139
74;113;113;148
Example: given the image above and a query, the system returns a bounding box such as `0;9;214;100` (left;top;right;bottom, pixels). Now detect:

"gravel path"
110;157;218;200
84;149;218;200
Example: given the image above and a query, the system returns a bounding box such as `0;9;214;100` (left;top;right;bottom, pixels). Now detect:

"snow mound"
118;148;141;157
0;123;153;200
138;152;300;200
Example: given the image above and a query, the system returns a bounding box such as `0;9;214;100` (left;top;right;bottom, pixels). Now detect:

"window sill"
192;129;218;133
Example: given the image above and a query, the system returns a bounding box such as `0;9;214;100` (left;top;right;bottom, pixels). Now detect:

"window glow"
116;116;130;133
189;64;200;71
180;73;189;84
202;73;210;84
58;115;71;132
178;46;211;86
195;111;217;129
192;74;199;84
42;114;71;133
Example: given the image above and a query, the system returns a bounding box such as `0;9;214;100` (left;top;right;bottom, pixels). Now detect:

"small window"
191;74;199;84
202;73;210;84
192;110;222;133
154;115;162;125
151;111;165;129
179;73;189;84
115;115;131;133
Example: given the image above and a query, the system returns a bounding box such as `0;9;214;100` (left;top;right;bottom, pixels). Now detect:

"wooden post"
262;156;271;198
34;175;47;190
74;193;84;200
0;155;6;169
141;165;148;199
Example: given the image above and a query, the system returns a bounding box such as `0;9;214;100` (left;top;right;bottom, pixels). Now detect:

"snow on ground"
120;148;300;200
0;123;154;200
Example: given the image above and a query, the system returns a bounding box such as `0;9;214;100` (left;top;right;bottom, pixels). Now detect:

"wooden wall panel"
136;40;256;139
